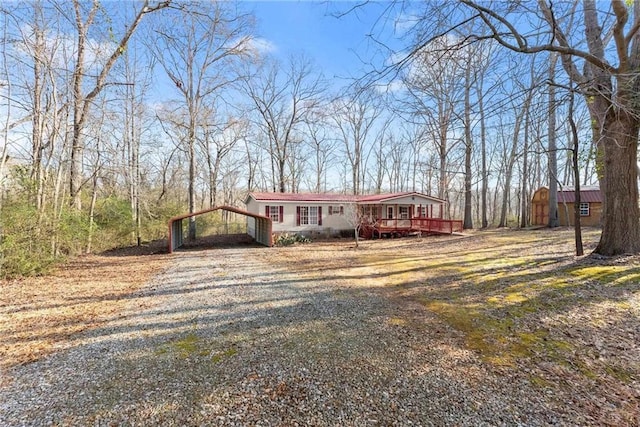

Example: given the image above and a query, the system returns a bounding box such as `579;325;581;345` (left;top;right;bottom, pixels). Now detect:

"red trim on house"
247;191;446;204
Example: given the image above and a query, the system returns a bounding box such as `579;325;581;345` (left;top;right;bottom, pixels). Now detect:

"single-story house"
245;191;460;239
531;186;602;227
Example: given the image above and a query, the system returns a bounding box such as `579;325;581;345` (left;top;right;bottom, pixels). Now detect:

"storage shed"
531;186;602;227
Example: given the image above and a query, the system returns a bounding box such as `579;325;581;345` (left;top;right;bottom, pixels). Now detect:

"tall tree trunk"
31;1;45;210
278;157;286;193
568;84;583;256
547;53;559;227
69;0;166;210
594;115;640;255
477;80;488;228
86;173;99;254
70;0;95;210
188;123;197;240
438;121;448;200
498;114;521;227
463;62;473;229
520;108;530;228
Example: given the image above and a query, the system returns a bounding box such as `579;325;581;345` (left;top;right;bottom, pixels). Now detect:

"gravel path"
1;246;568;426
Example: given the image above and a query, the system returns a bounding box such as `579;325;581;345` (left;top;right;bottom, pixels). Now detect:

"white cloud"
375;80;406;94
235;36;277;59
13;23;117;73
394;12;421;36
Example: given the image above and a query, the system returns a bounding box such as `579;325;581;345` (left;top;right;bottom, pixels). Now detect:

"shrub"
274;233;311;246
0;199;80;278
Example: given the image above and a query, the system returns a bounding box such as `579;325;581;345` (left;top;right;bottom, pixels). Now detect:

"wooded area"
1;0;638;276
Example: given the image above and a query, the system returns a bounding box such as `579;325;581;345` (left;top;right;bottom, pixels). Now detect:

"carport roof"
168;205;272;253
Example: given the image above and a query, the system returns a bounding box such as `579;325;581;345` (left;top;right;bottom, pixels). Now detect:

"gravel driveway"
1;246;569;426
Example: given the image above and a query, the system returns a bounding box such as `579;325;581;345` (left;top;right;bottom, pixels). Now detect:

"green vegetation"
156;332;238;363
274;233;312;246
0;197;87;277
0;171;183;278
289;229;638;403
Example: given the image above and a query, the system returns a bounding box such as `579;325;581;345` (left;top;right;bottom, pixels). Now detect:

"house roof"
247;191;446;204
356;191;446;204
248;192;357;203
558;187;602;203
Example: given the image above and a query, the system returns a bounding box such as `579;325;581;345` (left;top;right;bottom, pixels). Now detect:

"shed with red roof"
531;186;602;227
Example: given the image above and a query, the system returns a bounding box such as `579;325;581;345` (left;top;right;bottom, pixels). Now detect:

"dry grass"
1;229;639;425
0;248;169;373
264;228;640;426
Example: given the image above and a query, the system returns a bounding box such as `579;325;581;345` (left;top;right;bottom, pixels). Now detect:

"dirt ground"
1;228;639;424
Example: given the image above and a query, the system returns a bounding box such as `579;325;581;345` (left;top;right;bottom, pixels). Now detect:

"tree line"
0;0;632;276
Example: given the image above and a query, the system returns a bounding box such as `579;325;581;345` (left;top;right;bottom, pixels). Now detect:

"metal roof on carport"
167;205;272;253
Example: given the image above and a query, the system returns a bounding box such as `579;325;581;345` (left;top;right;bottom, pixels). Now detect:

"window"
298;206;321;225
328;205;344;215
387;206;394;219
420;206;427;217
399;206;409;219
580;202;590;216
269;206;280;222
265;205;283;222
308;206;318;225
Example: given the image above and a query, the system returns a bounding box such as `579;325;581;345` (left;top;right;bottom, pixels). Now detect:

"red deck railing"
361;217;463;238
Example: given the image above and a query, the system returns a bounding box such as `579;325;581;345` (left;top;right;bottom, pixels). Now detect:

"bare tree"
0;7;13;206
331;88;383;195
547;52;560;228
242;55;325;193
568;79;584;256
202;115;247;207
462;47;474;229
116;31;156;246
343;202;366;248
150;2;252;239
453;0;640;254
69;0;169;209
305;109;336;193
401;37;466;201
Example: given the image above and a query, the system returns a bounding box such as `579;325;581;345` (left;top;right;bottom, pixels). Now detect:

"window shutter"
296;206;301;226
318;206;322;226
279;206;284;223
265;205;270;217
340;206;344;215
329;206;333;215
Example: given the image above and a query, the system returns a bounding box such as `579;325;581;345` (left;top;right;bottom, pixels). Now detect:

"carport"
168;205;272;253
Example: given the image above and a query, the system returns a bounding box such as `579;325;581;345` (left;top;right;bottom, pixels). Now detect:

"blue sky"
247;1;398;82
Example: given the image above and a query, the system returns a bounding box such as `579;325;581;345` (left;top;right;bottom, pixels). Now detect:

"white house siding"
245;197;354;236
378;196;443;218
245;192;447;237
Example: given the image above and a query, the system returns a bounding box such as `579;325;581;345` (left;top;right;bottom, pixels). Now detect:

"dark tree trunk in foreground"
594;116;640;255
452;0;640;255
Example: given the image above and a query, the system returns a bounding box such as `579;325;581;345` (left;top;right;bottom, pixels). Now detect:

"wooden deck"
360;218;464;239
